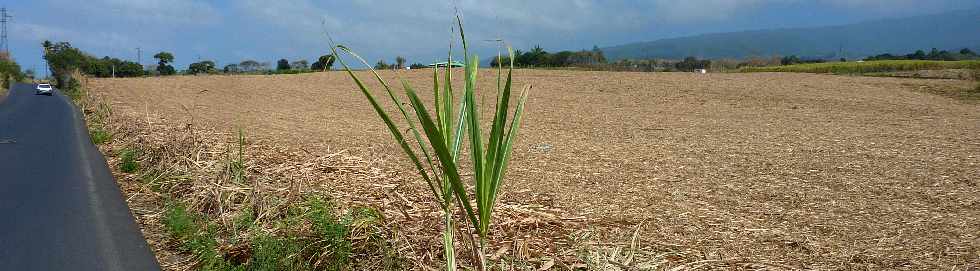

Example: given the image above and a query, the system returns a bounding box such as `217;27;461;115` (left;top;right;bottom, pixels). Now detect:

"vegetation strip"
740;60;980;74
66;81;407;270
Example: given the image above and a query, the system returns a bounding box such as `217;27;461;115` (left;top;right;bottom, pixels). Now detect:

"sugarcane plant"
332;15;530;271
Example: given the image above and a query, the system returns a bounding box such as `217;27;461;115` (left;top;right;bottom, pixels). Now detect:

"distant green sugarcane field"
740;60;980;74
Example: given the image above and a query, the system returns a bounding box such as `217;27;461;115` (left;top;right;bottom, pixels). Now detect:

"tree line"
864;48;978;61
489;46;607;68
41;40;342;87
43;41;144;86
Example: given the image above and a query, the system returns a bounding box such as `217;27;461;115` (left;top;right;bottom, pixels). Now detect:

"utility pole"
0;7;12;54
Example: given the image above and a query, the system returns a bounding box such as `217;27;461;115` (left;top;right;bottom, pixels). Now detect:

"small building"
428;61;465;68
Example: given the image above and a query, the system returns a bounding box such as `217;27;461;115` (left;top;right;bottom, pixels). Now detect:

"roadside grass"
161;195;393;271
740;60;980;74
63;77;86;103
146;131;404;270
57;74;109;147
68;75;406;270
89;126;111;144
119;147;139;173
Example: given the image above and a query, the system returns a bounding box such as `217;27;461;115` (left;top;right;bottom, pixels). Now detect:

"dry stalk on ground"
83;70;980;270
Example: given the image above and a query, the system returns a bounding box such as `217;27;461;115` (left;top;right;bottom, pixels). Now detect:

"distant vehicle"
35;83;53;96
427;61;465;68
695;69;708;74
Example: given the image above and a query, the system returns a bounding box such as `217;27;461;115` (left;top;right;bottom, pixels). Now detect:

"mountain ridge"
602;8;980;60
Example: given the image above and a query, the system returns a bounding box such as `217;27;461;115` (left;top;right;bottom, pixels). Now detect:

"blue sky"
4;0;979;71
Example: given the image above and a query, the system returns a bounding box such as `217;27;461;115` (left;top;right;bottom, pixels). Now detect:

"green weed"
250;234;304;270
63;77;84;103
163;201;198;241
228;129;246;184
233;207;255;232
163;195;393;270
119;147;139;173
306;196;352;270
163;202;240;270
335;14;530;270
89;126;111;144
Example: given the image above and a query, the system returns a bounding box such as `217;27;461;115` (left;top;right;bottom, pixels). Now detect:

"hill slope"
603;8;980;60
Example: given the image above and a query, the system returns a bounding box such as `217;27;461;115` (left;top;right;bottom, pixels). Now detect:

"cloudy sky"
4;0;979;70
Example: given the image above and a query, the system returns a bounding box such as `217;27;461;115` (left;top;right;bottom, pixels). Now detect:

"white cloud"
650;0;769;22
236;0;341;30
49;0;221;26
12;23;137;52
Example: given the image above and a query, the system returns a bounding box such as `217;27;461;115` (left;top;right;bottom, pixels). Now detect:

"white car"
36;83;53;96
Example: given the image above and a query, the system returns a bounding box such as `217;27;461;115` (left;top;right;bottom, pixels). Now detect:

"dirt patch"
88;70;980;269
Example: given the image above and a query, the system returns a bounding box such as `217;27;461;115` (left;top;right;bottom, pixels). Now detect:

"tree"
409;63;426;69
188;60;216;74
523;45;547;66
276;58;291;71
374;60;389;70
489;55;510;68
311;54;335;71
927;48;941;59
907;50;926;60
591;45;607;64
960;48;976;56
224;64;241;73
239;60;261;73
395;56;406;69
675;56;710;71
0;56;24;88
153;51;176;75
42;41;87;87
291;59;309;70
781;55;801;65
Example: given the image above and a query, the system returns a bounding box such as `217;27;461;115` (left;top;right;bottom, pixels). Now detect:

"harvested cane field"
86;70;980;270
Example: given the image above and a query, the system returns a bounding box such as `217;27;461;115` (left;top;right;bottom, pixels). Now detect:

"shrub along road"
0;83;158;270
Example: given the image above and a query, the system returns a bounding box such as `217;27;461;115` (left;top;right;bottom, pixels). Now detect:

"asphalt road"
0;83;159;270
